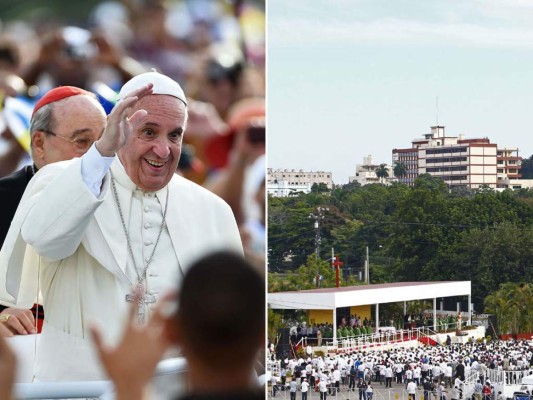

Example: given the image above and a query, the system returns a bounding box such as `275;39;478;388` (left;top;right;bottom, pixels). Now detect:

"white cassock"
0;155;243;381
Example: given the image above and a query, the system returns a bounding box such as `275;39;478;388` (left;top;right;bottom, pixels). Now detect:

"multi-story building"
267;168;333;197
496;147;521;188
393;126;521;189
348;155;394;185
392;148;419;185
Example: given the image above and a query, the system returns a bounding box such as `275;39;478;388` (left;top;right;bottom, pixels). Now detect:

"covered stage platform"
268;281;471;342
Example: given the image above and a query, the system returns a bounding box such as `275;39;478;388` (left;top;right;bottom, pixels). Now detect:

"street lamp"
309;207;328;288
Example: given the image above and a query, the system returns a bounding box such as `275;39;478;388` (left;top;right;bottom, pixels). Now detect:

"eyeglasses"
41;129;95;154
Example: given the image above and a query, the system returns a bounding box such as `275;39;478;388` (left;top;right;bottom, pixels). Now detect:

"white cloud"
268;0;533;49
269;16;533;49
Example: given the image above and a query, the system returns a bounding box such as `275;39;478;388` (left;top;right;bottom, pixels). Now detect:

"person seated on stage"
91;251;265;400
0;85;107;336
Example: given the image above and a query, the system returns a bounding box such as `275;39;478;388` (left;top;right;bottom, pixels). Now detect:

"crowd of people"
269;339;533;399
0;0;266;398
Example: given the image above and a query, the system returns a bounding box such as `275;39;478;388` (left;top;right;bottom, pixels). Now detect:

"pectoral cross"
125;284;156;324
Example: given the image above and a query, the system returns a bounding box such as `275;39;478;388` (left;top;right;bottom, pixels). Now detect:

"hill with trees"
268;174;533;313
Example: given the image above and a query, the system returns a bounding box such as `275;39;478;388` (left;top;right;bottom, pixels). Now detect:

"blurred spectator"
201;97;265;273
204;97;265;221
189;44;264;119
0;39;21;76
0;36;31;177
91;251;265;400
125;0;192;84
240;154;265;275
0;95;32;177
22;25;145;92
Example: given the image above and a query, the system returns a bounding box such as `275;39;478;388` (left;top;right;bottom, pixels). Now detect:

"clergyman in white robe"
0;143;243;381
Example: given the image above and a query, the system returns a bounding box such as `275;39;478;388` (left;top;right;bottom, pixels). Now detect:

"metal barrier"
484;368;533;386
462;370;479;399
12;357;188;399
324;327;439;353
267;385;429;400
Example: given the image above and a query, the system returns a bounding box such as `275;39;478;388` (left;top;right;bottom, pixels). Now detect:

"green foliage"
393;162;407;178
267;308;308;343
269;255;361;292
311;183;330;193
267;308;285;344
521;154;533;179
375;164;390;181
268;176;533;311
268;196;317;270
484;282;533;335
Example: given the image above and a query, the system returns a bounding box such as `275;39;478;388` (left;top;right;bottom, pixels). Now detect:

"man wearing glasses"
0;86;106;337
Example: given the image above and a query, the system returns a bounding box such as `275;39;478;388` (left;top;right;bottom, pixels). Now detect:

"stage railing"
323;326;440;352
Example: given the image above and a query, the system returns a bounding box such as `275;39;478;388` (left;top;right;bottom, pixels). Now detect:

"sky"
267;0;533;184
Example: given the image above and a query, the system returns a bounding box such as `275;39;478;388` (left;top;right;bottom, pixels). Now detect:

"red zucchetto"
32;86;92;118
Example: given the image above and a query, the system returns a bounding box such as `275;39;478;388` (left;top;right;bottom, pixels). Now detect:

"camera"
246;120;265;144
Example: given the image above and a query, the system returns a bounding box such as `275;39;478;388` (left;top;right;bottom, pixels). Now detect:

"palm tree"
375;164;389;183
485;292;508;334
485;282;533;335
393;162;407;178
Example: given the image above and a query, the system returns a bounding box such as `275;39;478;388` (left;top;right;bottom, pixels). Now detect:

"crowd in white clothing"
269;339;533;397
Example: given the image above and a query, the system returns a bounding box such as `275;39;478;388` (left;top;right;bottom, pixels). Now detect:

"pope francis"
0;72;243;381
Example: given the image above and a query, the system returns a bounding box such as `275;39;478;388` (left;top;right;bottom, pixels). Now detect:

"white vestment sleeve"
20;159;109;261
81;143;115;198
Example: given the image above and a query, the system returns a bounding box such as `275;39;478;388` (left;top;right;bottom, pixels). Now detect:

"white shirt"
333;369;341;381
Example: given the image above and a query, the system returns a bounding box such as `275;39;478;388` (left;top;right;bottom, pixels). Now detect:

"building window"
426;147;467;155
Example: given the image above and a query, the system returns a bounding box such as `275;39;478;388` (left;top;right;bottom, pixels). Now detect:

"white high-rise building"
392;126;522;189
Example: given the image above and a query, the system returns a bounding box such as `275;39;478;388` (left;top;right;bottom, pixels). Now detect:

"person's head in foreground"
165;251;265;395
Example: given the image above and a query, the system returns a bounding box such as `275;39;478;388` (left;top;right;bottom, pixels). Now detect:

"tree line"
268;174;533;316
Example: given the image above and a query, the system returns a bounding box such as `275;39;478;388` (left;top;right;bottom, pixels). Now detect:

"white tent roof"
268;281;471;310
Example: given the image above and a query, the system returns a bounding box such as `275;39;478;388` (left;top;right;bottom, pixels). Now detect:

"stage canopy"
268;281;472;341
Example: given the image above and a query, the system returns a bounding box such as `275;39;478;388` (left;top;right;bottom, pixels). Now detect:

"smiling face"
118;95;187;191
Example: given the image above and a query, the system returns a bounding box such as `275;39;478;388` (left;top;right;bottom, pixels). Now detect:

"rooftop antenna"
436;96;439;126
